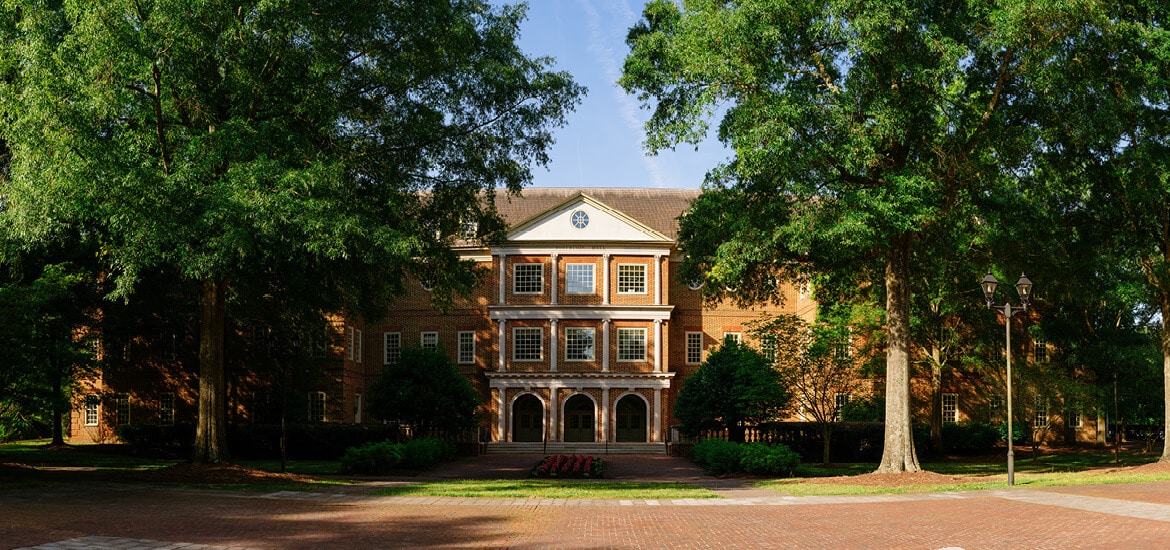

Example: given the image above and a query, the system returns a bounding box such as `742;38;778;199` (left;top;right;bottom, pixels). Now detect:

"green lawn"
372;479;719;499
0;439;181;470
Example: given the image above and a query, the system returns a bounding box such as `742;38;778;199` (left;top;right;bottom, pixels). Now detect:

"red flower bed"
531;454;606;478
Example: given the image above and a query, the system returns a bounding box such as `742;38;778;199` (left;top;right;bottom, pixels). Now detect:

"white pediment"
508;194;670;243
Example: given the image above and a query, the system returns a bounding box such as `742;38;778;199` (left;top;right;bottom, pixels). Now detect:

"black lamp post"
982;271;1033;487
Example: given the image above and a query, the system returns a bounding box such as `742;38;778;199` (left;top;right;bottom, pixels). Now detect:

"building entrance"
563;395;596;442
615;395;648;442
512;394;544;442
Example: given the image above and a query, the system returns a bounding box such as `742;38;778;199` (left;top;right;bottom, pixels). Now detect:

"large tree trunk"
876;234;922;473
929;346;942;454
193;277;229;463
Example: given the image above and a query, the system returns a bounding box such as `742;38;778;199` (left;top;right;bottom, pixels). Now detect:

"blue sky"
499;1;729;189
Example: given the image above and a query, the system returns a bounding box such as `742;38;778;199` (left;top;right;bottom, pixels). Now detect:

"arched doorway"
563;394;596;442
512;394;544;442
615;394;648;442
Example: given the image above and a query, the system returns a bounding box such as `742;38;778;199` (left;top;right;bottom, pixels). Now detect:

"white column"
498;254;507;305
602;320;610;372
549;385;560;443
549;319;559;373
496;388;506;442
654;319;663;373
601;388;610;443
497;319;507;372
654;254;663;305
603;253;611;305
551;253;559;305
653;388;662;443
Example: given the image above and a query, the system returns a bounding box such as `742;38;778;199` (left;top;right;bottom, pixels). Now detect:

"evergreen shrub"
740;442;800;476
691;438;743;475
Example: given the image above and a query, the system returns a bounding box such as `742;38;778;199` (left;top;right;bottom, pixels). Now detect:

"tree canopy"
674;338;790;443
366;347;482;434
621;0;1165;472
0;0;582;461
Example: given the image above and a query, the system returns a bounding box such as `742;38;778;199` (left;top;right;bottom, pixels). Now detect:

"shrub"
340;441;403;475
943;422;1001;453
531;454;607;478
398;437;457;469
740;442;800;477
691;438;743;475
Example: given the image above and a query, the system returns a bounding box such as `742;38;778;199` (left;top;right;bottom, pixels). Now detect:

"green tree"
366;347;481;434
0;1;582;462
621;0;1130;473
674;337;790;443
753;314;861;465
0;262;95;444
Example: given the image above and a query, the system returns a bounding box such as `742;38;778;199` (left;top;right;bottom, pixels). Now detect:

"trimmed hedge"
692;439;800;477
340;437;457;475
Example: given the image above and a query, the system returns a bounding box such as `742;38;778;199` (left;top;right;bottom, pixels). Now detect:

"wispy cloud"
578;0;667;188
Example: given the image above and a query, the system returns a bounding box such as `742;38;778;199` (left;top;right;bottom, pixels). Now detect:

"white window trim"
114;393;131;426
512;326;543;362
512;263;544;295
308;391;327;422
685;331;704;365
942;393;958;424
355;329;362;362
458;331;476;364
616;263;647;295
420;331;439;350
383;332;401;365
723;332;742;344
347;327;355;361
565;263;595;295
616;327;647;362
84;395;99;427
159;392;176;427
564;327;596;362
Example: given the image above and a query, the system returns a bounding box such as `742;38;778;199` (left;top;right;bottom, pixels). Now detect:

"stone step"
485;442;667;455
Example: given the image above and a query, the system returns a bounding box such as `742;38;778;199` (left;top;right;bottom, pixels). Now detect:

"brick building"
340;188;816;447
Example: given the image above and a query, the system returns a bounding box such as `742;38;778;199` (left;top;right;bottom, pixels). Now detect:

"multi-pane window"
513;327;543;361
308;391;327;422
685;332;704;365
513;263;544;294
617;264;646;294
564;327;595;361
942;393;958;423
723;332;742;345
1034;339;1048;362
458;331;476;364
565;264;595;294
383;332;401;365
760;334;778;364
159;392;175;427
1068;409;1083;429
347;327;362;362
114;393;131;426
1033;406;1049;429
84;394;99;426
617;328;646;362
460;220;478;240
834;393;851;422
420;331;438;350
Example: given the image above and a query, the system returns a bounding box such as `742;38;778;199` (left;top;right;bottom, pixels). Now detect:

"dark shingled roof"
492;188;701;240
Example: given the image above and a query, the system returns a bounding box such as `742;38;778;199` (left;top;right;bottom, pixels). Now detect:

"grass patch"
372;479;719;499
0;439;181;470
234;459;342;477
188;479;351;492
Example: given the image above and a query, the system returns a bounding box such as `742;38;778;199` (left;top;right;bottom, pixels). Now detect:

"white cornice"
489;305;674;321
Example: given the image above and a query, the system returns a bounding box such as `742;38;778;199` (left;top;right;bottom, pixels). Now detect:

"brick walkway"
5;455;1170;549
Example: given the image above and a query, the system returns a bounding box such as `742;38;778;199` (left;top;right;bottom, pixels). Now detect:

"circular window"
570;210;589;229
687;280;705;291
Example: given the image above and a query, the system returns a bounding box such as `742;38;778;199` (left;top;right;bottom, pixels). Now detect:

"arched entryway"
563;394;596;442
615;394;648;442
512;394;544;442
